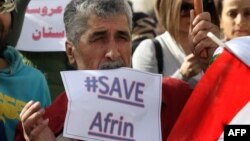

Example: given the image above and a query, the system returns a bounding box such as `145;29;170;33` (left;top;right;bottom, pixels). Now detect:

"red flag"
168;45;250;140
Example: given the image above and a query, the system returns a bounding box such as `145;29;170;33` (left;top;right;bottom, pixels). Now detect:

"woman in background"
215;0;250;41
132;0;219;88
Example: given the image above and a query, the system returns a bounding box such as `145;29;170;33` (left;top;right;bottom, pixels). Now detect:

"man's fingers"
21;102;41;122
192;30;209;46
20;101;34;117
192;12;211;26
192;21;212;37
189;10;195;33
194;38;216;56
22;108;45;136
29;118;49;140
24;108;45;129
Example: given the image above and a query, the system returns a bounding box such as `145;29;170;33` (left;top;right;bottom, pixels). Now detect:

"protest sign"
61;68;162;141
16;0;68;52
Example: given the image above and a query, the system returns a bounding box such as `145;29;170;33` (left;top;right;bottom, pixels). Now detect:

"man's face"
0;12;11;47
66;14;132;70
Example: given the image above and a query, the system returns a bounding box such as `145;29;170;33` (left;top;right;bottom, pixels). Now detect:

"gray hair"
64;0;133;46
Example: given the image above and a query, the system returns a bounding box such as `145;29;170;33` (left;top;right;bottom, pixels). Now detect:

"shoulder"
22;65;46;80
133;32;167;54
162;77;192;94
135;39;155;51
162;76;193;104
132;38;157;61
132;38;156;60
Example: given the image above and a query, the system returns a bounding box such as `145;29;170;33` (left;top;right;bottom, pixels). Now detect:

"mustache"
98;60;125;70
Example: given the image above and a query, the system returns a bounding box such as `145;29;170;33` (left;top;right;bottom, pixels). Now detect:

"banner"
16;0;68;52
61;68;162;141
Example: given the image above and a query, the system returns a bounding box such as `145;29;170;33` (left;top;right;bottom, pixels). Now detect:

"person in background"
6;0;30;46
0;0;51;140
15;0;193;140
214;0;250;41
20;51;70;101
128;0;163;54
9;0;71;100
132;0;220;88
168;7;250;140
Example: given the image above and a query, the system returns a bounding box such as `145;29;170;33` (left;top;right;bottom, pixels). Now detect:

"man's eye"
118;35;130;41
120;36;128;41
92;36;103;42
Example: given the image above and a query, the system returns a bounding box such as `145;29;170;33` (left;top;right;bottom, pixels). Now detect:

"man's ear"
65;40;76;65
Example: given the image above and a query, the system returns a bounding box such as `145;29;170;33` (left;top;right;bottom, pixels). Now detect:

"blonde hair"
154;0;182;44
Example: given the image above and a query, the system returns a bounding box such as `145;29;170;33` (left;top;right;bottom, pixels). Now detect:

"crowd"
0;0;249;141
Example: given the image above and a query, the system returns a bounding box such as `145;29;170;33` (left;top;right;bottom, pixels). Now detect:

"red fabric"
15;78;192;141
161;77;193;140
44;91;68;135
168;49;250;141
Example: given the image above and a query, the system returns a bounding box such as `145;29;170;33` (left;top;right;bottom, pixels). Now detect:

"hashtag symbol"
84;76;98;92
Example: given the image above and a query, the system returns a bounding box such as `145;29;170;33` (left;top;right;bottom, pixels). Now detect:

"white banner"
61;68;162;141
225;36;250;67
16;0;69;52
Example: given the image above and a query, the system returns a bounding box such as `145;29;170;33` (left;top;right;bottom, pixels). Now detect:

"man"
15;0;193;140
19;1;250;141
0;0;51;141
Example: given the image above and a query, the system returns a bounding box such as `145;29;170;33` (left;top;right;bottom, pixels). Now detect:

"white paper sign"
16;0;68;52
61;68;162;141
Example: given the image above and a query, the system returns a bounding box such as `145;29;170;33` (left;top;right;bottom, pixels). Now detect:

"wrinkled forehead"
0;0;15;14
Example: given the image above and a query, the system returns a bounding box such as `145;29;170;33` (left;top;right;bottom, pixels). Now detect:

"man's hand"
20;101;56;141
189;11;220;70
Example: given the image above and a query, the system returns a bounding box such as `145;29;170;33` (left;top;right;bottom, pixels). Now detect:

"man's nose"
105;42;121;61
